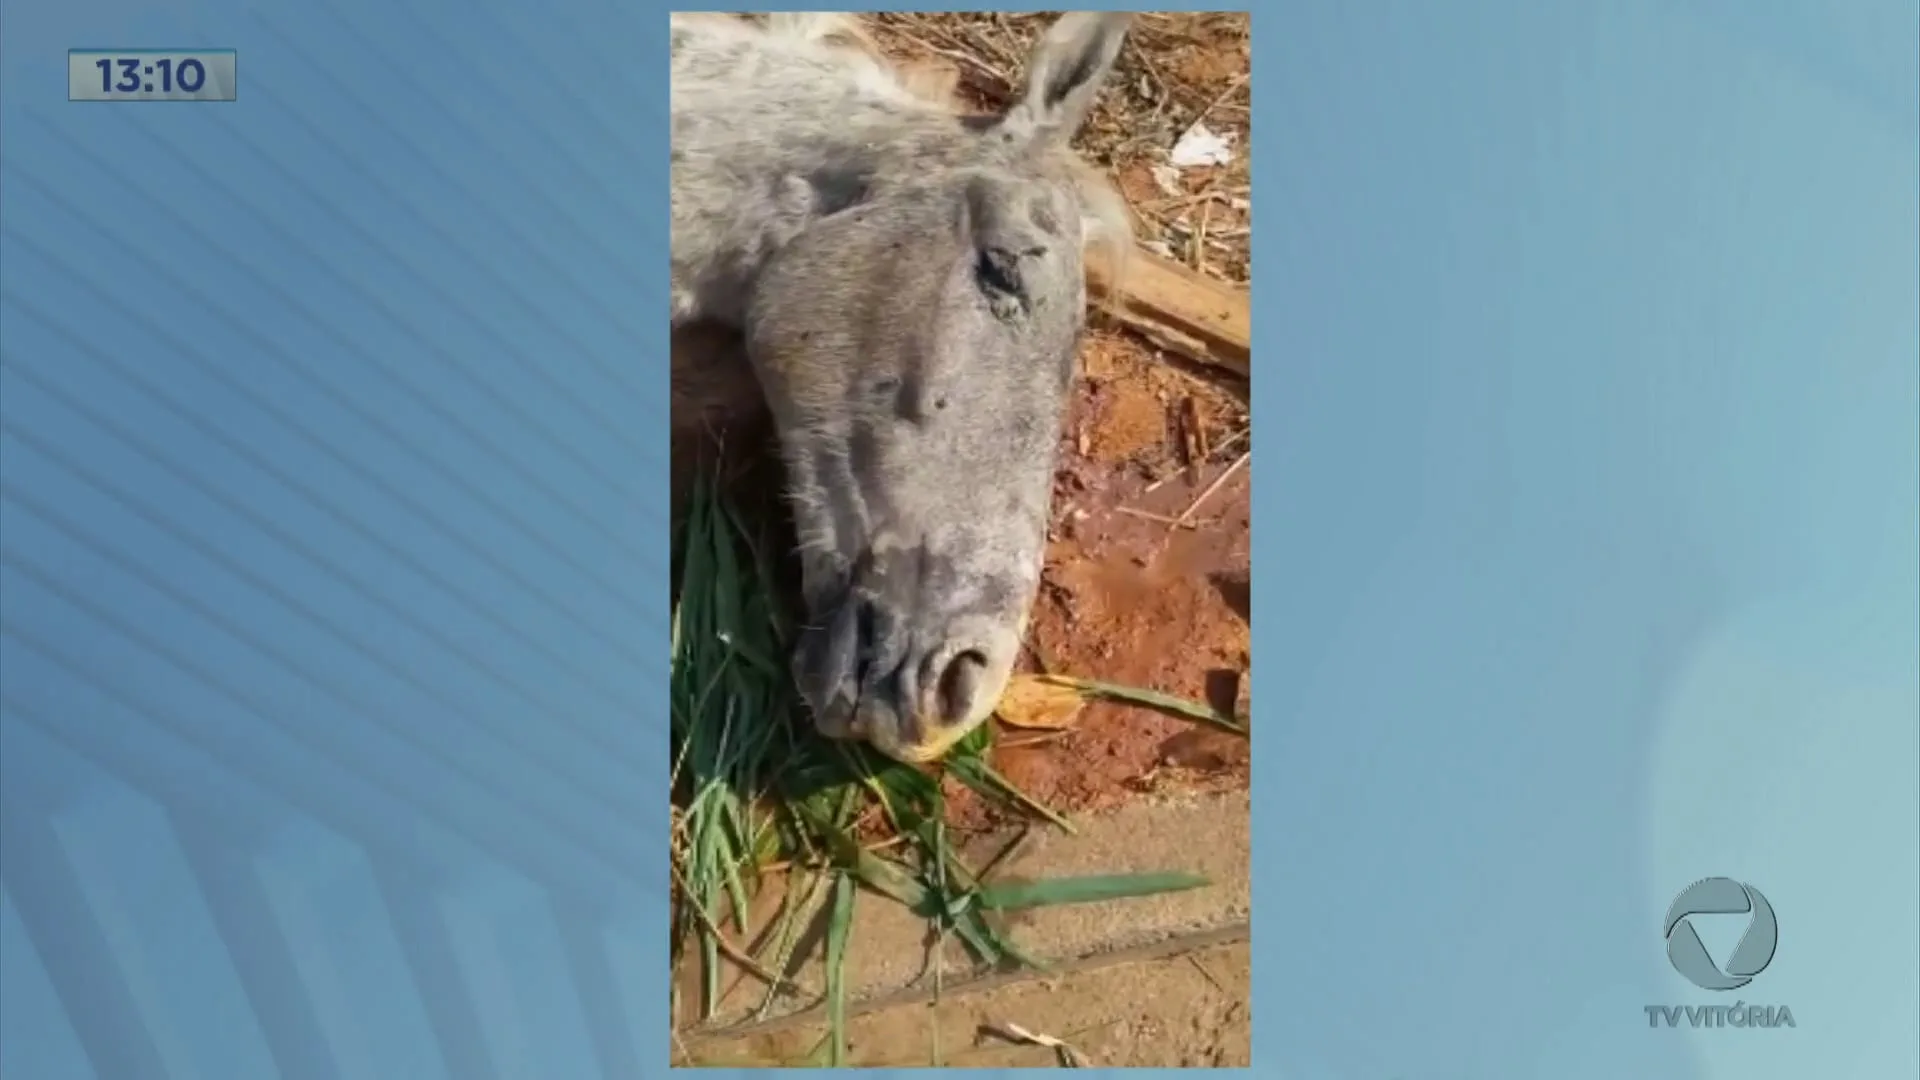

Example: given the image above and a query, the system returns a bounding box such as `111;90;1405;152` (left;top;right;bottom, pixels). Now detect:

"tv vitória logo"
1664;877;1778;991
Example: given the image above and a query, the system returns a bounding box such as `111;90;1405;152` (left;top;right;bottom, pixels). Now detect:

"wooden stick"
1116;506;1205;529
1089;248;1251;380
1176;450;1250;526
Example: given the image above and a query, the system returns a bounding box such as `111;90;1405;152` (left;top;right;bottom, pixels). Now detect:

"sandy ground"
674;791;1252;1068
685;936;1252;1068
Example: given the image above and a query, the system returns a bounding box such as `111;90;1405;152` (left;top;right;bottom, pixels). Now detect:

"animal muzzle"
793;558;1028;763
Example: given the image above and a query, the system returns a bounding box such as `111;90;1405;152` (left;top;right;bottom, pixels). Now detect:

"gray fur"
671;12;1134;762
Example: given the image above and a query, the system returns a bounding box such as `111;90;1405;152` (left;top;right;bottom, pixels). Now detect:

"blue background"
1;2;1914;1079
1262;2;1917;1078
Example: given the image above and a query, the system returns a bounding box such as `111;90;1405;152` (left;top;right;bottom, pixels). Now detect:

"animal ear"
998;12;1133;149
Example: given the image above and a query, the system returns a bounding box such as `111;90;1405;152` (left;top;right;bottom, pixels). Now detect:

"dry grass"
864;11;1252;284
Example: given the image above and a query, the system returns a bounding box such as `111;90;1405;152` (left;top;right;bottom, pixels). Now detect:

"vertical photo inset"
670;12;1251;1068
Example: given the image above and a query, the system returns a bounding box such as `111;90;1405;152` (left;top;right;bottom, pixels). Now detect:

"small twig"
1141;423;1249;496
1213;424;1252;456
995;730;1069;751
888;33;1011;99
1116;506;1205;530
1124;36;1174;120
935;19;1017;75
1176;450;1250;526
986;1021;1093;1067
974;12;1026;70
1190;193;1214;274
757;833;909;876
1188;953;1230;996
668;857;814;1000
1180;71;1250;137
1137;471;1178;497
1140;188;1247;214
974;824;1033;885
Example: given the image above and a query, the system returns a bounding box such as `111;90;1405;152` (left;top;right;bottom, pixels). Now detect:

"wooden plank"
1088;249;1251;379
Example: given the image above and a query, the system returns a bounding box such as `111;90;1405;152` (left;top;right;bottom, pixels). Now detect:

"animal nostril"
934;649;990;726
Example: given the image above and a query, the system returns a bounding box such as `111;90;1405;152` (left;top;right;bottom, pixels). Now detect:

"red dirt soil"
950;328;1250;830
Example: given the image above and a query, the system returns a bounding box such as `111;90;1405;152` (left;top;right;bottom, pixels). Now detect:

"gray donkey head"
743;13;1134;763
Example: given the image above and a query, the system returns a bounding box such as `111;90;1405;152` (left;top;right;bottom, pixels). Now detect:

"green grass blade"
825;872;855;1067
975;870;1211;912
700;925;720;1019
717;808;754;935
947;907;1003;968
792;802;932;911
847;848;932;912
1036;674;1248;735
945;757;1076;834
752;869;825;1020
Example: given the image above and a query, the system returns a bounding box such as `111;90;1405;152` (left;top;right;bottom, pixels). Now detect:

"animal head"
745;13;1134;763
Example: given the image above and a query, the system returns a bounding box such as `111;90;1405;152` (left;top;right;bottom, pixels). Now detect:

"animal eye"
870;375;901;395
975;247;1025;300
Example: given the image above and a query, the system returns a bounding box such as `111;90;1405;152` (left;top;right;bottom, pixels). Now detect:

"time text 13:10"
98;56;207;94
68;50;237;102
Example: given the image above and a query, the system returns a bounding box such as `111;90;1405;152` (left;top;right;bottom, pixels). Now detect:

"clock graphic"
67;49;237;102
